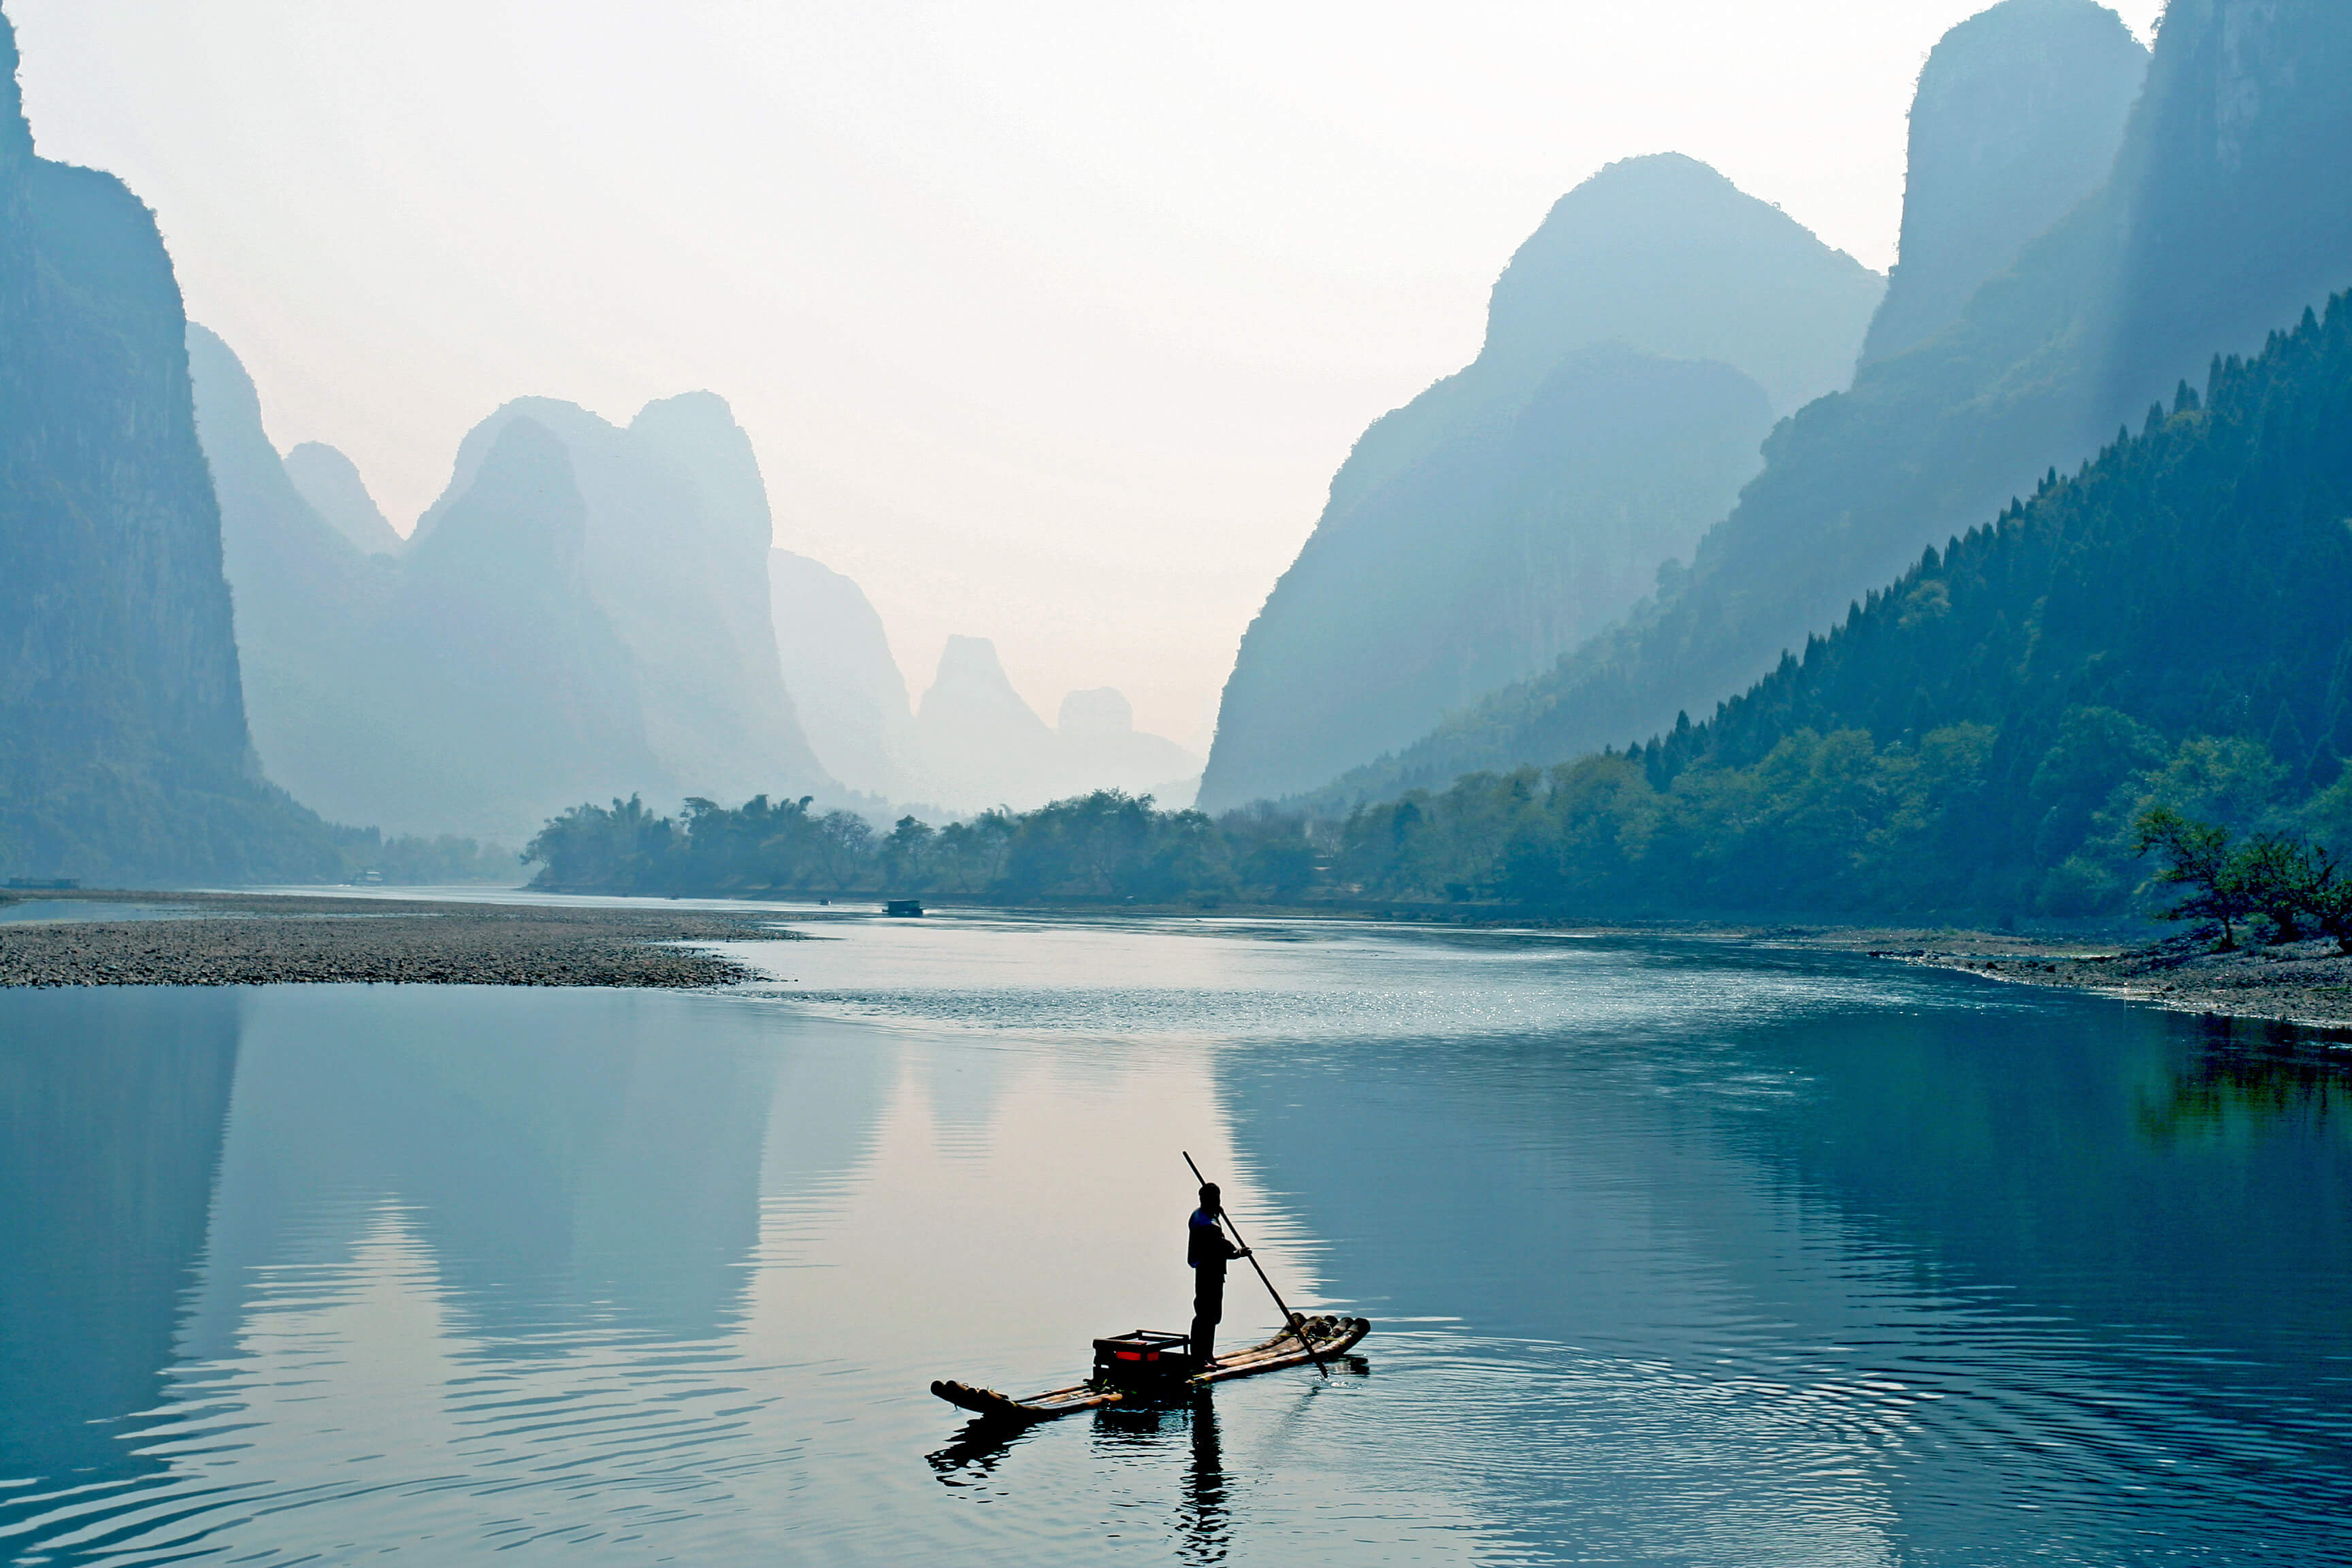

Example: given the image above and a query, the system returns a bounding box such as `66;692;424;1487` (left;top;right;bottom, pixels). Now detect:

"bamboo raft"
931;1314;1371;1424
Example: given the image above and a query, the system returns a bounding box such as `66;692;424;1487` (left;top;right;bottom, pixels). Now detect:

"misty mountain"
384;419;667;832
194;329;672;839
417;395;827;809
1341;293;2352;917
1055;687;1199;806
1313;0;2351;810
1860;0;2148;366
186;325;399;822
283;441;403;555
0;14;342;883
902;636;1200;811
768;549;915;800
1199;153;1882;810
910;636;1058;808
194;333;852;840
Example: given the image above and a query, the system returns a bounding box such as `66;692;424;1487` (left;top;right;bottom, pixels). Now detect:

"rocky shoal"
0;892;794;988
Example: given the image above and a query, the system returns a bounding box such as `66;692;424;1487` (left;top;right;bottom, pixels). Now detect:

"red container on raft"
1090;1329;1192;1382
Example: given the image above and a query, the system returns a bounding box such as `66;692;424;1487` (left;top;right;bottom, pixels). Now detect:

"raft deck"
931;1314;1370;1424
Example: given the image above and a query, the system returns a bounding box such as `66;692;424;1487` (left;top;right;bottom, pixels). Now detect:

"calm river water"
2;913;2348;1565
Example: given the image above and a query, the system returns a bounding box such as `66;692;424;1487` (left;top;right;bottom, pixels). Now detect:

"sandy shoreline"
0;890;796;988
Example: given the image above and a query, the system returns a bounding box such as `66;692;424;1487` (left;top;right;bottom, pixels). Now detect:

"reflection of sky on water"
0;919;2347;1564
0;900;204;924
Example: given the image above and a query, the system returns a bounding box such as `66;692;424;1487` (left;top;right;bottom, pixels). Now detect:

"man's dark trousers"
1190;1268;1224;1365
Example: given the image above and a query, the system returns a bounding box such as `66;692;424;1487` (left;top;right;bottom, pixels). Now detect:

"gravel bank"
1925;939;2352;1032
1751;924;2352;1032
0;892;796;988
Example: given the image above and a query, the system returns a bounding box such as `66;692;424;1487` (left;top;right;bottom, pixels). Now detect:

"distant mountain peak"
1861;0;2148;366
284;442;402;556
1059;687;1132;738
1480;151;1884;416
0;8;29;163
1199;154;1878;812
414;416;590;582
920;635;1047;732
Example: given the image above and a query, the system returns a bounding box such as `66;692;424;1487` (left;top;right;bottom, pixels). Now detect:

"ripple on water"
0;923;2345;1565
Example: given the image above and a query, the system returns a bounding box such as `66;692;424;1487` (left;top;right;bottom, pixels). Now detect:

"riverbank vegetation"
531;294;2352;928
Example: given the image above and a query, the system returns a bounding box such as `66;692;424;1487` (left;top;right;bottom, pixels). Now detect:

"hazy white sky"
13;0;2159;748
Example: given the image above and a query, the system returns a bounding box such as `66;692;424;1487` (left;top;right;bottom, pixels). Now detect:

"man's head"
1198;1182;1220;1214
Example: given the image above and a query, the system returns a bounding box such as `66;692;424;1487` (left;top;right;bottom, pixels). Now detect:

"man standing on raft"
1188;1183;1247;1367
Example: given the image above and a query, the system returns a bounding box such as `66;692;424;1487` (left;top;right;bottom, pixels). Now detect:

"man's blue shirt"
1188;1207;1237;1273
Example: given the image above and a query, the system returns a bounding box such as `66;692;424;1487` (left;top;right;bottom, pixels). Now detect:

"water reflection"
926;1419;1034;1486
1083;1394;1234;1564
1180;1392;1229;1565
2;921;2349;1566
2139;1016;2352;1147
0;990;238;1483
1221;953;2352;1562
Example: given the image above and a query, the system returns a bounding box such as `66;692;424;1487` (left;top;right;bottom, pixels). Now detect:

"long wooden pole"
1182;1152;1328;1378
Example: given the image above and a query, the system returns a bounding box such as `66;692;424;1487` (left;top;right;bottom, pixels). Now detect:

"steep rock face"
193;330;680;839
385;420;665;835
768;549;913;800
1862;0;2148;365
2100;0;2352;415
0;12;335;880
283;442;402;555
1321;0;2352;809
1199;154;1880;810
187;325;394;828
417;396;826;808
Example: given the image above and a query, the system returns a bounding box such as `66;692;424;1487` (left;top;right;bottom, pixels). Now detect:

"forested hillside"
1309;0;2352;812
1333;295;2352;916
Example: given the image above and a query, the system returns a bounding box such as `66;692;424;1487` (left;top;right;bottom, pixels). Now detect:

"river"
1;911;2347;1564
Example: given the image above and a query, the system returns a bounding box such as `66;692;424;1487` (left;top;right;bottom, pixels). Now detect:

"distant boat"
885;898;924;917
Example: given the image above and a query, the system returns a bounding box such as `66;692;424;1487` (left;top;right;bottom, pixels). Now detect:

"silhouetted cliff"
1325;295;2352;917
0;12;339;881
1862;0;2147;365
